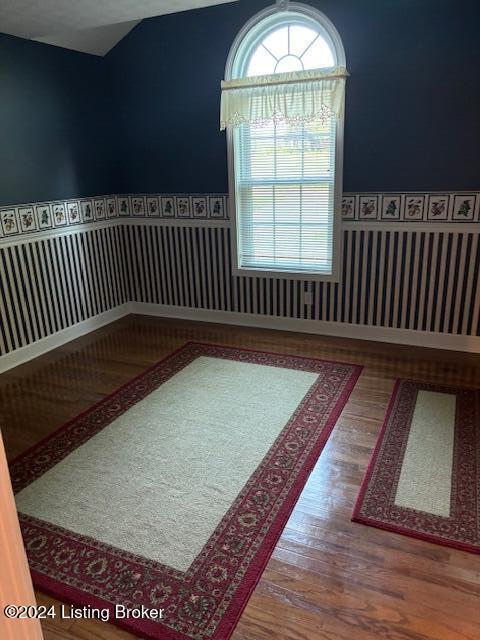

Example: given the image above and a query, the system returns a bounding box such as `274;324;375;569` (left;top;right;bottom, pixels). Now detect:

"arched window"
221;3;347;280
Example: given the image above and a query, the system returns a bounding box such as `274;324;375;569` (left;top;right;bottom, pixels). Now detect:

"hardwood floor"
2;315;480;640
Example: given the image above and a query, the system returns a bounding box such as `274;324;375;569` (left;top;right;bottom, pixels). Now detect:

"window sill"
232;265;340;282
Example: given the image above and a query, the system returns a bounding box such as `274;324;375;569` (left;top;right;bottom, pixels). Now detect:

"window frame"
225;2;346;282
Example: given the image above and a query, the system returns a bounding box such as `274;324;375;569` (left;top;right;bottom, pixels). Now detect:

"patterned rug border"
352;378;480;555
11;343;363;640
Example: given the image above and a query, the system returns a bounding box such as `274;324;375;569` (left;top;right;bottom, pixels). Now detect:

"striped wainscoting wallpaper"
122;224;480;338
0;226;128;356
1;192;479;361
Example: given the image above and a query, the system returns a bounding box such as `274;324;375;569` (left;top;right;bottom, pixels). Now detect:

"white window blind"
233;112;336;274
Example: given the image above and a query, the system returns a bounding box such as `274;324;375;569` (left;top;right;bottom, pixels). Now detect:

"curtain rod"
222;69;349;91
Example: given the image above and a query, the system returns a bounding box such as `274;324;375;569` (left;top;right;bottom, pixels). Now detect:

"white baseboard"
131;303;480;354
1;301;478;375
0;304;130;374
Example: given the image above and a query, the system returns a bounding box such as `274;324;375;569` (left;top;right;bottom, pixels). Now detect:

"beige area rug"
353;379;480;553
10;343;362;640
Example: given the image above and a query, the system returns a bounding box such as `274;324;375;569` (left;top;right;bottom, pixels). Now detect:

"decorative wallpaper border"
116;194;228;220
0;194;229;239
0;195;117;238
1;191;479;241
342;192;480;223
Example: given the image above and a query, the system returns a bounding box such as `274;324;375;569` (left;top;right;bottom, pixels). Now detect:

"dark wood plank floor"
1;315;480;640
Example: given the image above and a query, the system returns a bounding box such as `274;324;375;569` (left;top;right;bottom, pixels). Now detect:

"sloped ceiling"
0;0;238;56
34;21;143;57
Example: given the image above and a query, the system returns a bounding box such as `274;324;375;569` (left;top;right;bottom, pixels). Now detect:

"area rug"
10;343;361;640
353;379;480;553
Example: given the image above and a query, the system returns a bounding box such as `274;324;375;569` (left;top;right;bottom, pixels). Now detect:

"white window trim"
224;2;346;282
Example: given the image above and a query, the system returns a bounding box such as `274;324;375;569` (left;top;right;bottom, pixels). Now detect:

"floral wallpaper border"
1;191;479;240
0;194;229;239
342;192;480;223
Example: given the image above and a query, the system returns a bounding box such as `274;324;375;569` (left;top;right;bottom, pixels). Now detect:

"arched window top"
246;24;334;76
227;3;346;80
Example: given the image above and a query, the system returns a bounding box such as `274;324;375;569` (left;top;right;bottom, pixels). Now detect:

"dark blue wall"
108;0;480;193
0;34;121;207
2;0;479;207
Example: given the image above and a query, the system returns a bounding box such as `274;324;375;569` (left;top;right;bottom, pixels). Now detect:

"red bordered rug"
352;379;480;554
11;343;361;640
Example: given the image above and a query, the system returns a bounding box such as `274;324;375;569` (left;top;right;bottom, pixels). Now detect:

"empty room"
1;1;479;639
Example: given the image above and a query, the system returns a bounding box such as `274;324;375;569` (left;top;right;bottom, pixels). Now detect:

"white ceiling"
34;21;142;57
0;0;238;56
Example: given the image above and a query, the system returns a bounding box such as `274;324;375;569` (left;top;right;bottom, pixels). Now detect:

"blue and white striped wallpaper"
122;224;480;336
0;192;479;358
0;226;128;355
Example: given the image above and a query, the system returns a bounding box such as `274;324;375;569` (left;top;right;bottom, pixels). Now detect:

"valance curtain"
220;66;348;131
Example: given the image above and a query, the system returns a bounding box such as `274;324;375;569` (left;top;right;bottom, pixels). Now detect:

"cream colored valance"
220;66;348;130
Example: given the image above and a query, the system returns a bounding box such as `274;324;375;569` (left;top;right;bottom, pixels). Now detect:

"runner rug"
10;343;361;640
353;379;480;553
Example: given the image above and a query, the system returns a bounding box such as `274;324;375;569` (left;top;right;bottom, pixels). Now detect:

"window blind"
233;112;336;275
